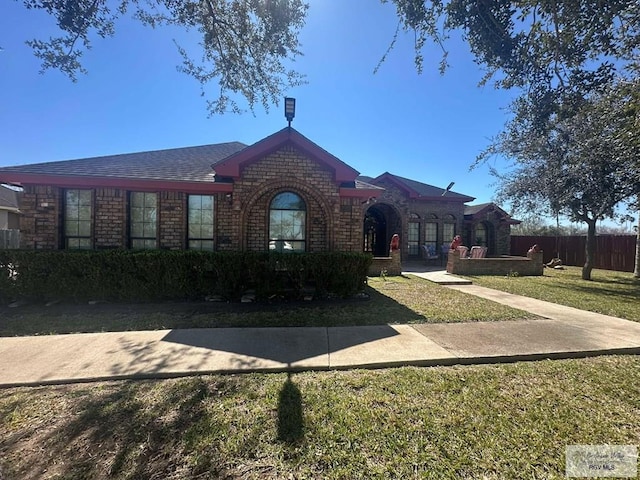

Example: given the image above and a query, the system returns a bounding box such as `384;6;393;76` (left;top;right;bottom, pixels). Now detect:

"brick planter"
368;250;402;276
447;251;544;276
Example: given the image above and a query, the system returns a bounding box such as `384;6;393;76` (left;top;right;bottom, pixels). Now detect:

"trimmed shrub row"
0;250;372;304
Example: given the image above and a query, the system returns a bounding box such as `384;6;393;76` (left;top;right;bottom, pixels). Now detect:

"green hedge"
0;250;372;304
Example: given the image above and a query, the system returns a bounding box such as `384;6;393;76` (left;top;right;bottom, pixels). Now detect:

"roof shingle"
366;173;475;202
0;142;248;183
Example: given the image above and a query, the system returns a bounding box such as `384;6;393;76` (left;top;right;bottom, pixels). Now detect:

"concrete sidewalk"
1;286;640;387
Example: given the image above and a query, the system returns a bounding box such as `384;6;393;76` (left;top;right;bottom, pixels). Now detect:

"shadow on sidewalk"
161;325;400;365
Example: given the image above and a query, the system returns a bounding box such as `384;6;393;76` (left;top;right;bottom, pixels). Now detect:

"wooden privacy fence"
511;235;637;273
0;230;20;249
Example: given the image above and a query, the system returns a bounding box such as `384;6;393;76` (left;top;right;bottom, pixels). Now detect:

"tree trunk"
582;219;597;280
634;212;640;278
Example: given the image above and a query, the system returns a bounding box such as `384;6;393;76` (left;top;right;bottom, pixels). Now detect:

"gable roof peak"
371;172;475;202
213;127;360;182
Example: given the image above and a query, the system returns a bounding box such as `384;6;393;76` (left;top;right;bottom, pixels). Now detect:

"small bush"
0;250;372;304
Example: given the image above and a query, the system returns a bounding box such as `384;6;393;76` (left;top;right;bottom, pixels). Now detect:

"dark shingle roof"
0;142;248;183
0;185;19;210
464;203;493;216
464;202;521;224
370;173;475;201
356;175;375;184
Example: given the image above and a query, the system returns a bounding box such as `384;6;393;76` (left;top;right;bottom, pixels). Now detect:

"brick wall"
368;250;402;276
9;143;369;254
215;192;235;251
446;250;543;276
19;185;60;249
368;178;467;259
464;210;513;256
16;143;510;256
336;197;366;252
496;223;511;255
233;145;347;252
95;188;125;248
159;191;186;249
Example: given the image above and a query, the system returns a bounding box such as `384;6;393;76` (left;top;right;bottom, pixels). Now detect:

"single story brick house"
0;127;518;259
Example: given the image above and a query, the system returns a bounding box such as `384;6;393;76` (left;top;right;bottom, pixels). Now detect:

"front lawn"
0;276;538;336
466;266;640;322
1;356;638;479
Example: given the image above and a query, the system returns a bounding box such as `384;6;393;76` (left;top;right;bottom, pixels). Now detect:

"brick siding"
447;250;543;276
14;144;513;255
19;185;60;249
159;191;186;250
234;145;346;252
95;188;125;248
369;178;467;260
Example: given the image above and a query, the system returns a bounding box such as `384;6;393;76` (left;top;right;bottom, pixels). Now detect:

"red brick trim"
0;173;233;194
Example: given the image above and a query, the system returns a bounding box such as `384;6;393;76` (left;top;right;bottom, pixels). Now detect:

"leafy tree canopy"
387;0;640;279
388;0;640;124
487;86;639;223
20;0;308;114
484;83;639;278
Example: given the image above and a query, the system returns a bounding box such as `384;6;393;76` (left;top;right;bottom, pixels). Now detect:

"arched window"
269;192;306;252
475;223;488;246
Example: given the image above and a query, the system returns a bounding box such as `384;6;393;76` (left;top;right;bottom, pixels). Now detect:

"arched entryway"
473;221;496;255
363;203;401;257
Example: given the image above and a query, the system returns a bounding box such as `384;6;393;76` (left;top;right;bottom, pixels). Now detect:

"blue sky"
1;1;517;206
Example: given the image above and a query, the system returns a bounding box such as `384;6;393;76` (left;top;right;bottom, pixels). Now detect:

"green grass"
1;356;638;479
465;266;640;322
0;276;538;336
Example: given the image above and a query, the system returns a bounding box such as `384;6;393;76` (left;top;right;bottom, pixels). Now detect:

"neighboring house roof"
356;175;375;184
0;142;247;183
214;127;361;183
353;178;384;191
367;172;476;202
464;202;521;224
0;185;19;212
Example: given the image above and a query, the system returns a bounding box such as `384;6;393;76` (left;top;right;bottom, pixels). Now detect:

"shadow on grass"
558;282;639;297
591;276;640;287
545;274;640;299
0;284;426;336
1;375;309;478
277;373;304;444
2;378;236;479
549;282;640;319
